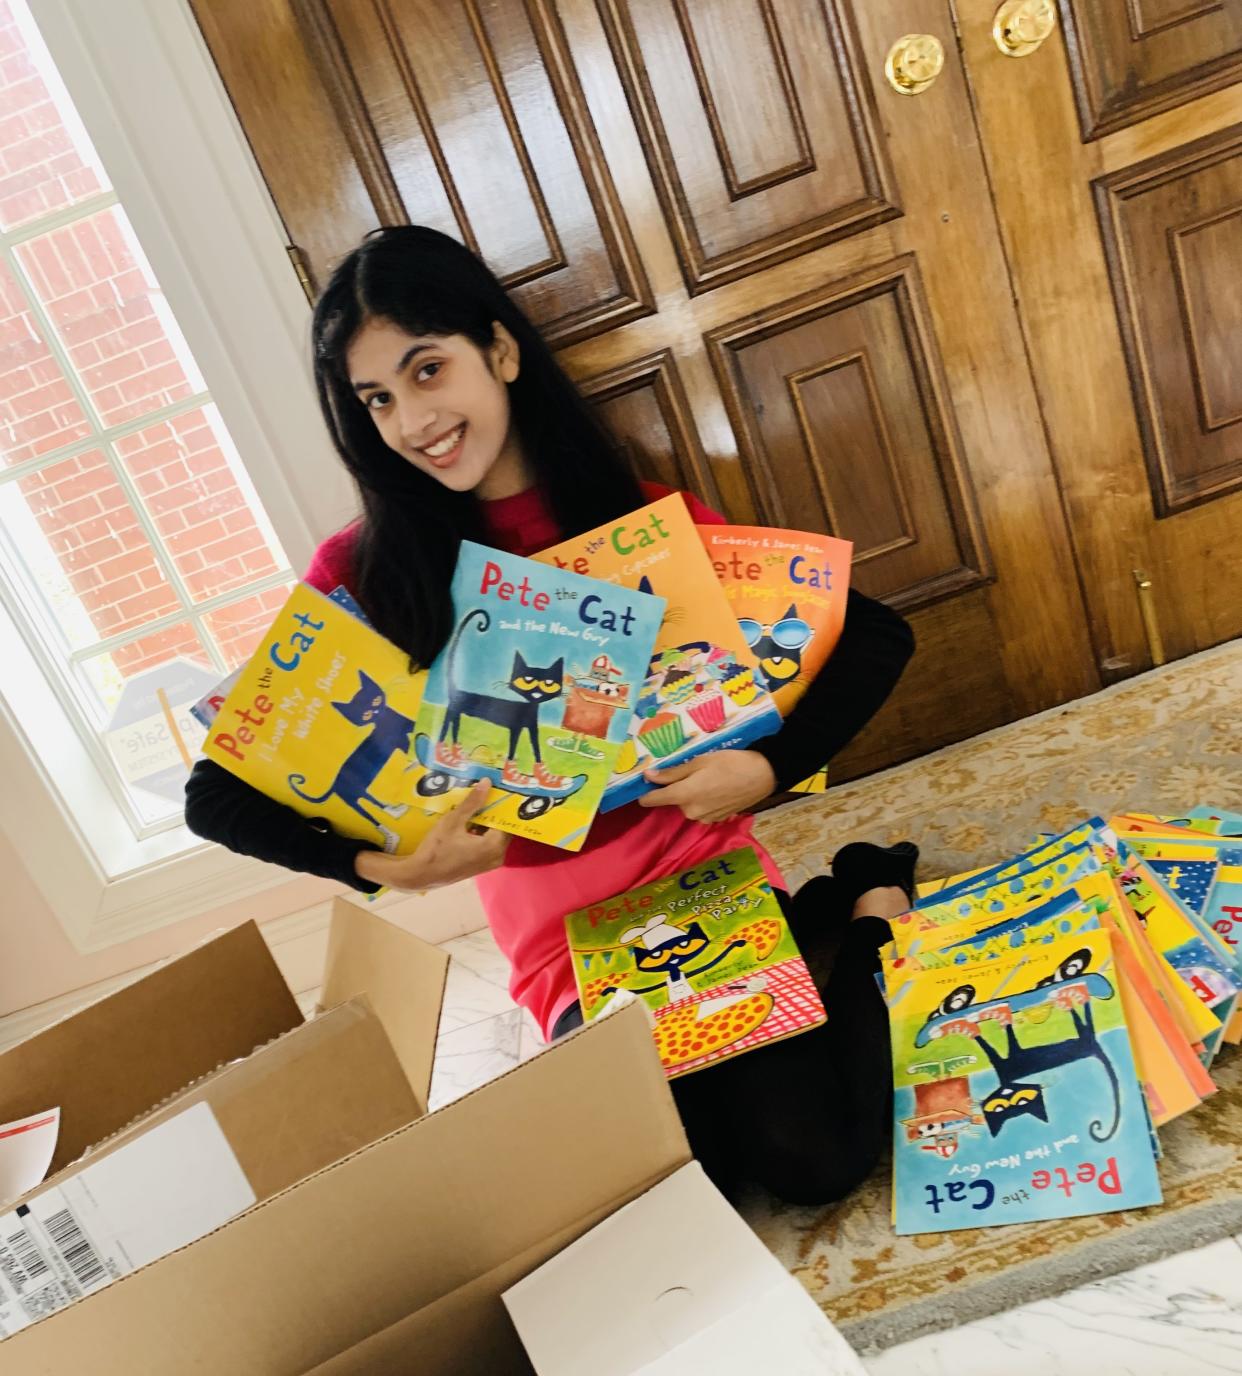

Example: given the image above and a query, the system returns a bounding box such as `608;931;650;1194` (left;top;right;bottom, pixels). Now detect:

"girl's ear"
491;321;520;383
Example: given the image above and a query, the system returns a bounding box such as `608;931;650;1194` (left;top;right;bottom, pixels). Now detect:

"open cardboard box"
2;898;859;1373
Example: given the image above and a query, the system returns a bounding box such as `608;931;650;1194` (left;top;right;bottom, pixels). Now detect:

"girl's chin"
413;454;487;491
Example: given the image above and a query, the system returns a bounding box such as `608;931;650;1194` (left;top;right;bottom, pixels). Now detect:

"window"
3;0;354;950
0;0;295;833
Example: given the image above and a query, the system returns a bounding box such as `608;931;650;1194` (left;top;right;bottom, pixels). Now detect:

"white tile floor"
428;928;1242;1375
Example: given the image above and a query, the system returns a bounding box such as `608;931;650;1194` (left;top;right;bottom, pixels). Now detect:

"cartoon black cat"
974;999;1121;1142
439;608;563;768
741;604;813;695
287;670;413;849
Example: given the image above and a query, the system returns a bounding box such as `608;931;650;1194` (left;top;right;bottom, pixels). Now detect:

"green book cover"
565;846;825;1078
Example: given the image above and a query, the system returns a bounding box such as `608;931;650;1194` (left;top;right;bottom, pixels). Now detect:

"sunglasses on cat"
738;617;813;651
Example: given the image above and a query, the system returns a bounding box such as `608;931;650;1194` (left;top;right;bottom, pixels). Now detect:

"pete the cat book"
697;524;852;716
565;845;825;1079
884;928;1162;1235
531;494;781;811
202;582;439;854
699;523;852;795
412;541;663;851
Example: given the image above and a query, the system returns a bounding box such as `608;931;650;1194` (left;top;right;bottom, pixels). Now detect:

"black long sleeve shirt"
183;588;913;894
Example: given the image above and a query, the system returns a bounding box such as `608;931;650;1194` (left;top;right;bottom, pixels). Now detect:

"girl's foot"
831;840;919;911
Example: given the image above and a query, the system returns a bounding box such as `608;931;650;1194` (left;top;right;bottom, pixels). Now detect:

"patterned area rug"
747;638;1242;1354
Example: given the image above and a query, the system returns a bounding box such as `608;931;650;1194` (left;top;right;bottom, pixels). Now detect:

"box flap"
5;1002;689;1374
0;921;301;1176
503;1162;866;1375
319;897;448;1114
11;998;419;1212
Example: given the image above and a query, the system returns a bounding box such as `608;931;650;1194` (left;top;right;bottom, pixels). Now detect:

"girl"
185;225;916;1205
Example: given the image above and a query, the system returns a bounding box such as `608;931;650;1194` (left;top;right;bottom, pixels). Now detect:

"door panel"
1095;124;1242;511
580;349;717;500
960;1;1242;674
705;255;989;611
1059;0;1242;138
596;0;900;291
195;0;653;346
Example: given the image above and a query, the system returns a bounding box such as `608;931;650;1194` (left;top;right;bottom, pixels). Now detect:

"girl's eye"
415;360;443;383
365;392;390;411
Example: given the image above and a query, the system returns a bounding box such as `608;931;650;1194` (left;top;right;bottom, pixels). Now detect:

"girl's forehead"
346;318;459;374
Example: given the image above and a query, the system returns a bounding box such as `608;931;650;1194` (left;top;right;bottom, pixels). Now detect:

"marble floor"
427;927;1242;1374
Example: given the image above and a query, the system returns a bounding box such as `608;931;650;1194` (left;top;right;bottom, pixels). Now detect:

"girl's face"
346;316;528;498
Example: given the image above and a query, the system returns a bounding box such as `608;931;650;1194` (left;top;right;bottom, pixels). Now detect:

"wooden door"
190;0;1100;782
958;0;1242;678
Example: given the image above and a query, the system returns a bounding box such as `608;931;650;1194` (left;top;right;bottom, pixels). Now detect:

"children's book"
922;820;1110;909
698;524;851;797
531;496;781;811
413;541;663;850
565;846;825;1079
891;848;1104;953
885;929;1162;1234
697;524;852;716
191;587;366;729
203;582;439;854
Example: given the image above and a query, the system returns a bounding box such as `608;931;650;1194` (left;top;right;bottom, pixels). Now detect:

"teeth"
422;424;464;458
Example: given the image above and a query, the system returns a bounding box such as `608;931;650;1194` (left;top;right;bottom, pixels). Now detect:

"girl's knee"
753;1144;879;1207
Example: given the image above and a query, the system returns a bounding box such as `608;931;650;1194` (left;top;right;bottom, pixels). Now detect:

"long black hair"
311;225;645;666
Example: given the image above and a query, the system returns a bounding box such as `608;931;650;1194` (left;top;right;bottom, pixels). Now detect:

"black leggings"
552;877;893;1206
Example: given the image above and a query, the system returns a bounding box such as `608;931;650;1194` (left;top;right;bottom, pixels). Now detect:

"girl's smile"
419;421;467;468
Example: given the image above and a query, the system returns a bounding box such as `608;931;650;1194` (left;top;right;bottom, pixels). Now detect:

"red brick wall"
0;0;285;680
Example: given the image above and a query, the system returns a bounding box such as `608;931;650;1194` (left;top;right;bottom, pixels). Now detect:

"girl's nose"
399;400;438;448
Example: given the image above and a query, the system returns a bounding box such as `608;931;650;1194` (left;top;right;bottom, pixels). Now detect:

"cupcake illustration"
721;663;759;707
686;682;726;734
638;711;687;758
663;668;697;707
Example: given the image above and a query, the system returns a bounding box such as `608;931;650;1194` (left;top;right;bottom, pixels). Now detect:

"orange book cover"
531;495;782;810
697;525;852;717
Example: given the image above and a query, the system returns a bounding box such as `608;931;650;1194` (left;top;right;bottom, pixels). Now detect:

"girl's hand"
355;780;509;891
638;750;777;825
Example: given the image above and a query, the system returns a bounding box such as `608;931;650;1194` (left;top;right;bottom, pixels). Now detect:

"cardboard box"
0;920;304;1176
504;1161;867;1375
3;900;861;1374
7;996;418;1216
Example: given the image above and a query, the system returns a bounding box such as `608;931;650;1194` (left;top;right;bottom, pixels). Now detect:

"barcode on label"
41;1209;106;1292
2;1223;48;1291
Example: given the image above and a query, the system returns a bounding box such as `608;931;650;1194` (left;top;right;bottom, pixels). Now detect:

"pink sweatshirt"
304;483;786;1037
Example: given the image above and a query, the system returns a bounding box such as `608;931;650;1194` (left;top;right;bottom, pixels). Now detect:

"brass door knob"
885;34;945;96
994;0;1057;56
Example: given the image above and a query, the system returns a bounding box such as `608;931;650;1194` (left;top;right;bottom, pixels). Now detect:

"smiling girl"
186;225;916;1204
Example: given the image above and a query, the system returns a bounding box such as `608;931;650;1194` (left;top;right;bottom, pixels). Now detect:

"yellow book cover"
890;845;1104;954
531;495;781;809
203;583;439;854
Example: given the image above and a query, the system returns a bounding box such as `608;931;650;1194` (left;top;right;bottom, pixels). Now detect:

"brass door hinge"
286;244;315;305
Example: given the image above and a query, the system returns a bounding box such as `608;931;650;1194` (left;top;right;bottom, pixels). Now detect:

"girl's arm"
184;757;385;892
751;587;915;791
184;760;508;892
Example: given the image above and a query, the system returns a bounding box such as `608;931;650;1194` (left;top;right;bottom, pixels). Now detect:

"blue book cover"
885;929;1162;1234
412;541;664;851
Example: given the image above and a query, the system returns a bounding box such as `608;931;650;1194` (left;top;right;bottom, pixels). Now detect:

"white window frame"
2;0;360;953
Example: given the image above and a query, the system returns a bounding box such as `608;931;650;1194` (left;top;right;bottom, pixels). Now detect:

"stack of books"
885;808;1242;1235
197;496;851;853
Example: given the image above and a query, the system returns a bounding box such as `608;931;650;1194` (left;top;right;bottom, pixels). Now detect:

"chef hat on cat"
619;914;685;947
